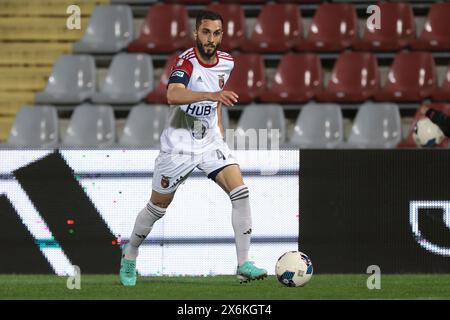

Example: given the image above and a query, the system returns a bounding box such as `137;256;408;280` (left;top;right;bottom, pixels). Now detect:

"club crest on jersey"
176;59;184;67
218;74;225;89
161;175;170;189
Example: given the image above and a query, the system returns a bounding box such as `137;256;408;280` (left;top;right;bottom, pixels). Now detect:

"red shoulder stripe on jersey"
171;57;194;77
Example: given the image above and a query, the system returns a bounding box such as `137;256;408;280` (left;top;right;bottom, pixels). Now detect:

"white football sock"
124;201;166;260
229;185;252;266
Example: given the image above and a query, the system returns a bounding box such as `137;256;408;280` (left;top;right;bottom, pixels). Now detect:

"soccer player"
420;105;450;138
119;10;268;286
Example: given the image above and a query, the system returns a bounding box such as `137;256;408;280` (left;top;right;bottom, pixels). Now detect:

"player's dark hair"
195;10;223;30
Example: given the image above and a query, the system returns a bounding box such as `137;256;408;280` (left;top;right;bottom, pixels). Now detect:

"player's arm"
420;105;450;137
167;84;238;106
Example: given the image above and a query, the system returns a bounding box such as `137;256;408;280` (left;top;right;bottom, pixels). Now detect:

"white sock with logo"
124;202;166;260
229;185;252;266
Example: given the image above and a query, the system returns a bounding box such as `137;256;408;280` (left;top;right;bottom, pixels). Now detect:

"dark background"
299;150;450;273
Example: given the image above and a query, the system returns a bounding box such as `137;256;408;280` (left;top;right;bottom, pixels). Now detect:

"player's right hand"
210;90;239;107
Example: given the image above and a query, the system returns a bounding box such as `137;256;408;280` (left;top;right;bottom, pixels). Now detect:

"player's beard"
196;38;219;60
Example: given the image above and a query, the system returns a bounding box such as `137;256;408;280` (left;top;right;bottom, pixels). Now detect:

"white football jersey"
160;47;234;154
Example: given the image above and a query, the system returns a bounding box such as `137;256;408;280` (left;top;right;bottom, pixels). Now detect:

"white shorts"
152;141;238;194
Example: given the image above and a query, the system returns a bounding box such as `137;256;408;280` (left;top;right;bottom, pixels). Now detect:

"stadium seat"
240;3;303;53
34;55;95;104
354;2;415;51
289;103;343;149
296;3;357;52
164;0;213;4
346;102;402;149
221;0;266;3
412;2;450;51
119;104;169;147
206;3;246;52
72;5;133;54
316;52;379;102
6;105;59;148
221;105;230;130
127;4;191;53
398;103;450;148
260;53;322;103
145;53;178;104
431;64;450;102
374;52;436;102
62;104;116;147
233;104;286;149
223;54;266;104
91;53;154;104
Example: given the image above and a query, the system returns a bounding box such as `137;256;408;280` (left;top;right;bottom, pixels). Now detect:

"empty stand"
91;53;154;104
412;2;450;51
317;52;379;102
73;5;134;54
289;103;343;148
260;53;322;103
296;3;357;52
241;4;303;53
35;55;96;104
431;64;450;102
206;3;246;52
374;52;436;102
62;104;116;147
354;2;415;51
346;102;402;149
224;54;266;104
145;53;179;104
233;104;286;149
127;4;192;53
6;106;59;148
119;104;169;147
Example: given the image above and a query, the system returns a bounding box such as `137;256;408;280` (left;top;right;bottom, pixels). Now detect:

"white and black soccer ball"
413;118;444;148
275;251;313;287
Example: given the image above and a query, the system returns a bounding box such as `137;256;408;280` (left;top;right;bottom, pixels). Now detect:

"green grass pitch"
1;274;450;299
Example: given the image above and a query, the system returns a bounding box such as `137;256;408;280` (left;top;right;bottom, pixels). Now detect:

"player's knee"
229;185;249;205
150;200;172;209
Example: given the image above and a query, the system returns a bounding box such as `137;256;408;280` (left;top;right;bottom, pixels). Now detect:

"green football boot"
120;245;137;286
236;261;268;283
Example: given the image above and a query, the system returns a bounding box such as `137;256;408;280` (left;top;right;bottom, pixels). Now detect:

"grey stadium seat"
220;106;230;131
6;105;59;148
289;103;344;149
62;104;116;147
232;104;286;150
346;102;402;149
34;55;95;104
91;53;154;104
73;5;133;54
119;104;169;147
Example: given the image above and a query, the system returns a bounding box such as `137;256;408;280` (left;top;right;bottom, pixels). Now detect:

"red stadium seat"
221;0;266;3
354;2;415;51
398;103;450;148
431;64;450;102
240;3;303;53
128;4;191;53
260;53;323;103
206;4;246;52
223;54;266;103
316;52;379;102
164;0;212;3
296;3;357;52
145;53;179;104
374;52;437;102
412;3;450;51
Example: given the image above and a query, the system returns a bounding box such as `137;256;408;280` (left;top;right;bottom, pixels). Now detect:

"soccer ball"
413;118;444;148
275;251;313;287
